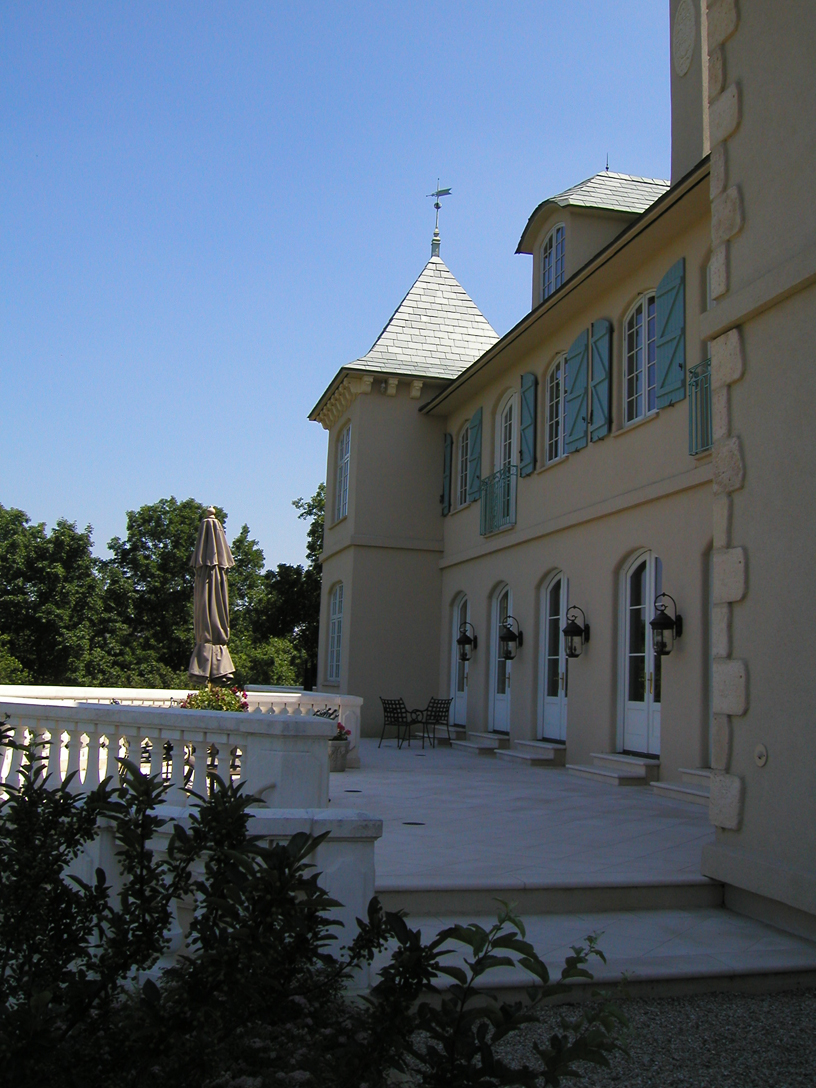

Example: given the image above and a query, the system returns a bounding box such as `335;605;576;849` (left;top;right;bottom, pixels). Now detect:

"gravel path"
501;988;816;1087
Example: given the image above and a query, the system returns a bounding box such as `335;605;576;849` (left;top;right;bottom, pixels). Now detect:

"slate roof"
550;171;669;213
517;172;669;252
346;256;498;380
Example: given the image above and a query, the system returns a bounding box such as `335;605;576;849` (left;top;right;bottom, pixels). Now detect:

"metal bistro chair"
415;696;454;749
313;706;340;720
378;697;414;749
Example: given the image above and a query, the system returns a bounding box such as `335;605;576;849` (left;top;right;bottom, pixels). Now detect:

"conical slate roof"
347;256;498;380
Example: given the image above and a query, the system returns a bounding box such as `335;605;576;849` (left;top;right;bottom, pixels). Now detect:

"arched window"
540;225;565;302
624;294;657;424
457;422;470;507
335;425;351;521
496;393;517;473
545;354;568;463
327;582;344;682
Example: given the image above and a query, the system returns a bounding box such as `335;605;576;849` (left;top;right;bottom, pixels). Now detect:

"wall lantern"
562;606;590;659
499;616;523;661
456;622;477;663
650;593;683;656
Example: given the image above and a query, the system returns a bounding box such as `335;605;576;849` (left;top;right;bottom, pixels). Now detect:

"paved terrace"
330;740;816;992
331;739;714;901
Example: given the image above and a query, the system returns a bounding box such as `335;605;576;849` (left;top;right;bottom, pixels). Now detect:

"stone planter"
328;739;349;772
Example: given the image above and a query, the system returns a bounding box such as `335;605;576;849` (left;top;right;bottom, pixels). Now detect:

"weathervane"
427;179;451;256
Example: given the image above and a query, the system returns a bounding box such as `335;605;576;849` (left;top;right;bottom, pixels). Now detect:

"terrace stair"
495;740;567;767
450;731;509;756
650;767;711;805
566;752;660;786
434;725;467;747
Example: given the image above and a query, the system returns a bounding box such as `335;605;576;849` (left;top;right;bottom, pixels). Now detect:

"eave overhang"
308;365;446;430
422;156;711;417
516;200;638;254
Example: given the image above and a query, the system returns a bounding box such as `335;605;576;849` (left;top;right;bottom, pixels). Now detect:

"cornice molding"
316;374;373;430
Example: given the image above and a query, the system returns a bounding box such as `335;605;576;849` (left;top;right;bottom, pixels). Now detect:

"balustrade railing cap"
0;698;337;736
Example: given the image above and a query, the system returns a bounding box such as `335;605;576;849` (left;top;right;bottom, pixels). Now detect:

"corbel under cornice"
316;374;373;430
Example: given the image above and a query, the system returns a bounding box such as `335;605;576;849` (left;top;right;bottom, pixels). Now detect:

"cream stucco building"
310;0;816;939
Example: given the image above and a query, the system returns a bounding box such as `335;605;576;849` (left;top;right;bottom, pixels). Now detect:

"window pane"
628;562;646;702
547;362;562;462
628;652;645;703
546;655;560;698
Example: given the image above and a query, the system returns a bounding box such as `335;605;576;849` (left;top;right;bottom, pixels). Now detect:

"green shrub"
179;683;249;712
0;723;626;1087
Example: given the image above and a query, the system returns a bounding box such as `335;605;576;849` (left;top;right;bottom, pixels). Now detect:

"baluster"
165;736;188;804
1;723;25;788
83;727;101;790
118;733;135;782
144;735;160;778
45;725;64;785
189;737;211;796
63;729;84;792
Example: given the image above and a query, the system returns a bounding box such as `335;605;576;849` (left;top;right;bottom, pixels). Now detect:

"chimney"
670;0;710;184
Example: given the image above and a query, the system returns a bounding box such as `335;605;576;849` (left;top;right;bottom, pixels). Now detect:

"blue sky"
1;1;670;566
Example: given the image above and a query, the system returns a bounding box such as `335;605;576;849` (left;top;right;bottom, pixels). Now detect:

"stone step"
466;731;510;749
368;901;816;1001
434;726;466;747
591;752;661;782
517;740;566;764
451;740;497;757
496;748;560;767
567;764;648;786
680;766;712;787
495;741;566;767
650;781;710;806
377;877;723;917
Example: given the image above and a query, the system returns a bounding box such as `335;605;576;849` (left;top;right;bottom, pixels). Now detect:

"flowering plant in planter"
331;724;351;743
180;684;249;713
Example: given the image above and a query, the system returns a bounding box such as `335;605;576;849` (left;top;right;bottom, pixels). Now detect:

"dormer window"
540;225;565;302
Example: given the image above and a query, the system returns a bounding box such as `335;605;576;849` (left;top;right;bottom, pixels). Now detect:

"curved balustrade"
0;699;336;808
0;686;363;767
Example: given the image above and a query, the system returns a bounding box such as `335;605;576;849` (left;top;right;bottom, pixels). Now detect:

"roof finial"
606;153;609;172
427;179;451;257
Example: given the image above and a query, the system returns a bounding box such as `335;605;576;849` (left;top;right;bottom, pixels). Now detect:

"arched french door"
491;585;512;733
450;595;469;726
621;551;662;755
539;572;568;742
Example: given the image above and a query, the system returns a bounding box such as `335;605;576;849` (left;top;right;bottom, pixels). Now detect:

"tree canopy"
0;488;324;689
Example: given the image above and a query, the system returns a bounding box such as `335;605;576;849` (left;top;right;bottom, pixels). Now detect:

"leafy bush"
0;724;626;1087
179;683;249;712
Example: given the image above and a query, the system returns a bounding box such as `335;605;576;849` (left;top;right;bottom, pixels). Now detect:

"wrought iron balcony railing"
688;358;712;456
480;465;518;536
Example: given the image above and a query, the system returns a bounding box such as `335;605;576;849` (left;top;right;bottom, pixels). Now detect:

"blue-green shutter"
467;408;482;502
655;258;686;409
565;329;589;454
442;432;453;516
590;319;612;442
519;372;537;477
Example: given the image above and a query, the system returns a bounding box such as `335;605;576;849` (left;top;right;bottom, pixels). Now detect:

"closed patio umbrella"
188;507;236;682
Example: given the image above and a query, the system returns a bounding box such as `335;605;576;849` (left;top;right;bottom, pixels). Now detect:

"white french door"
622;552;662;755
491;586;511;733
451;596;469;725
540;573;568;742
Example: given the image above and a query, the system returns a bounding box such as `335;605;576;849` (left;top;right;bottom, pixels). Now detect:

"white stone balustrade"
0;699;336;808
0;685;363;767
